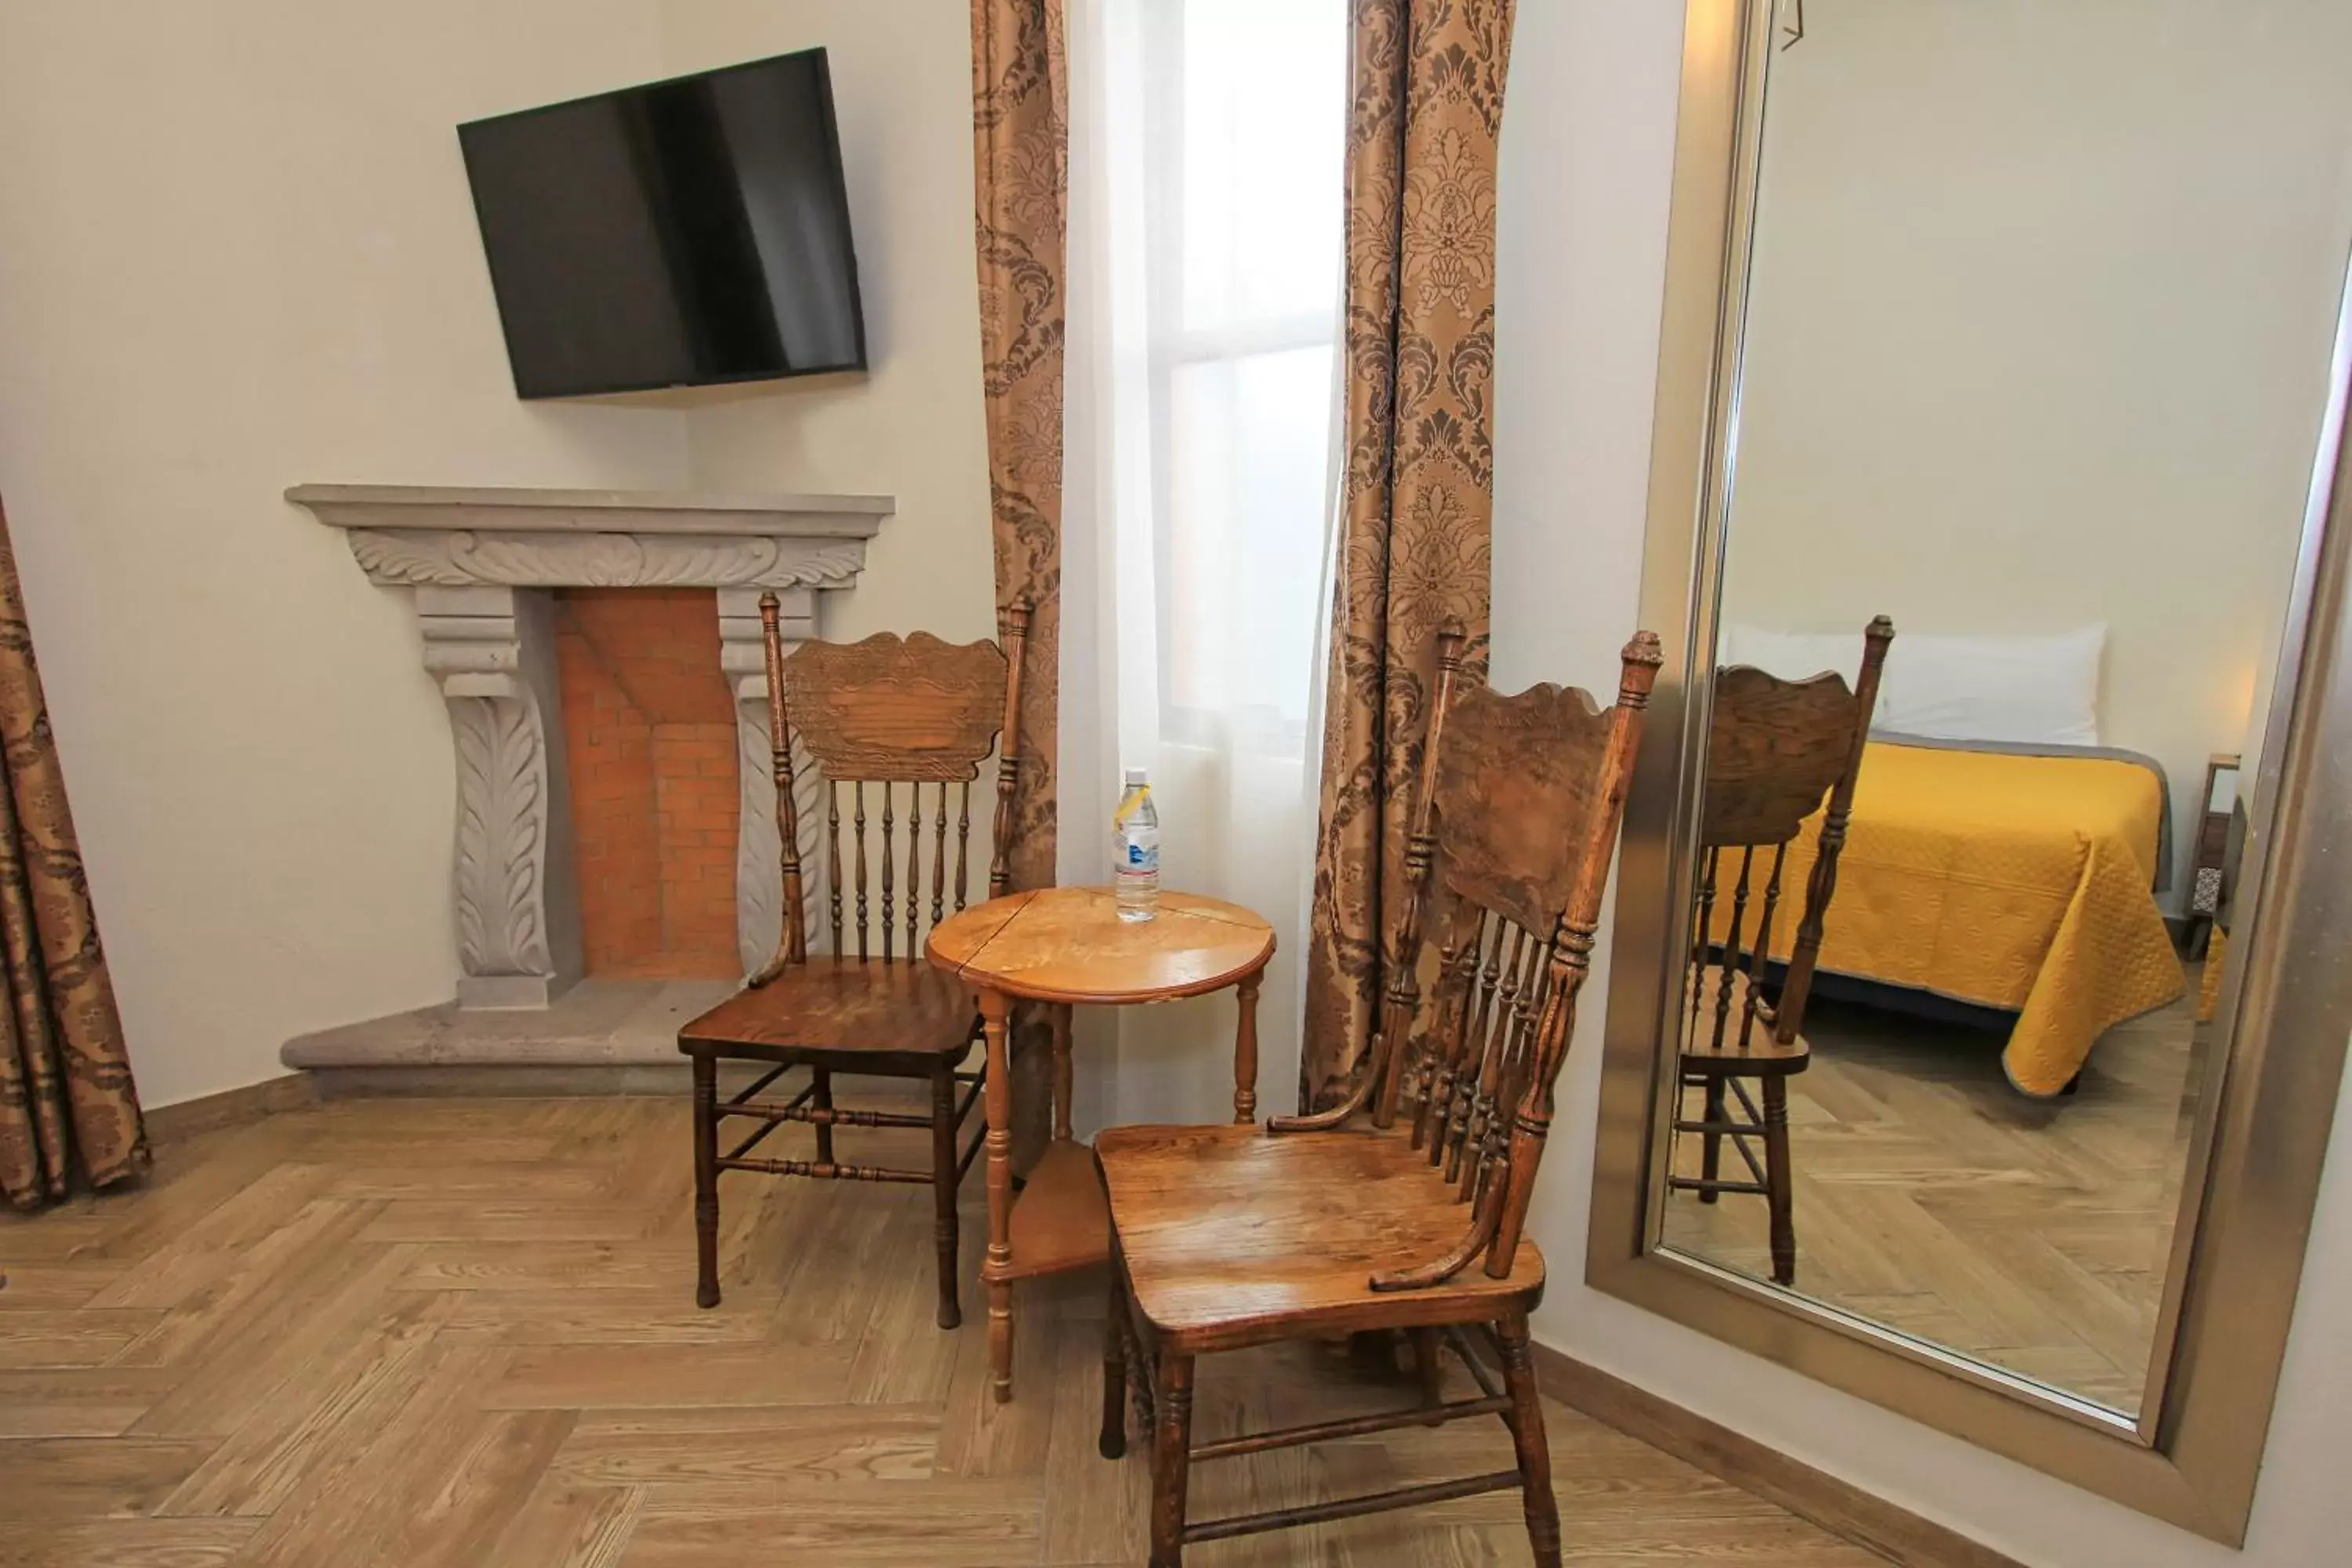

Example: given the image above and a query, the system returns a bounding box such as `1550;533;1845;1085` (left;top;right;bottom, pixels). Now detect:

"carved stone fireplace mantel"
292;484;889;1008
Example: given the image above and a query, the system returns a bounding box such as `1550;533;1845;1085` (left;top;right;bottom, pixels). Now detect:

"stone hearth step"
283;978;739;1096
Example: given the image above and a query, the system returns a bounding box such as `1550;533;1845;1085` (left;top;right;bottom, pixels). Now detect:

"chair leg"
1149;1352;1195;1568
1410;1327;1445;1423
812;1066;835;1167
1698;1076;1725;1203
931;1068;961;1330
1100;1263;1128;1461
1497;1312;1562;1568
691;1054;720;1309
1762;1076;1796;1286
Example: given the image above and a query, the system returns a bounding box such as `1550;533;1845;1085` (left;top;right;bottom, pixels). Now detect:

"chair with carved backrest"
677;591;1029;1330
1671;616;1892;1286
1093;626;1662;1568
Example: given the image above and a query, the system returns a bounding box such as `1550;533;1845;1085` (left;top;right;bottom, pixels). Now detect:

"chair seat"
677;958;978;1070
1680;969;1811;1076
1098;1123;1544;1352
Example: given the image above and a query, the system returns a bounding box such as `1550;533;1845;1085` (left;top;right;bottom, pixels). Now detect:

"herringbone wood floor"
0;1095;1880;1566
1663;988;2203;1413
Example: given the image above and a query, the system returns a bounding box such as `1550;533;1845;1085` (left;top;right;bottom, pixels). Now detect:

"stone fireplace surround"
281;484;881;1083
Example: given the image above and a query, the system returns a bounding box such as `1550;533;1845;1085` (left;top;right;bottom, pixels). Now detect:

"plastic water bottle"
1113;767;1160;922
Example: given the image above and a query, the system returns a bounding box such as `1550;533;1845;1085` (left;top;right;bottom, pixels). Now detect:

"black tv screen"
459;49;866;399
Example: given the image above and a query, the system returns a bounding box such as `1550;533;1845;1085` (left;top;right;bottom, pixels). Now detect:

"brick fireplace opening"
554;589;741;981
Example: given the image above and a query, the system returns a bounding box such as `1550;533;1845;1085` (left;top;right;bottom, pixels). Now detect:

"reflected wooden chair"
677;592;1029;1329
1672;616;1892;1286
1095;626;1661;1568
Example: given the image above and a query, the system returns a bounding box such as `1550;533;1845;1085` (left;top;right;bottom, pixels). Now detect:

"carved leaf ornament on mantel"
347;530;873;590
451;692;552;978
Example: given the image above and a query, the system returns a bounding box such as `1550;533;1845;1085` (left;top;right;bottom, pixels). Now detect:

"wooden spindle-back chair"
677;592;1029;1330
1671;615;1891;1285
1093;626;1662;1568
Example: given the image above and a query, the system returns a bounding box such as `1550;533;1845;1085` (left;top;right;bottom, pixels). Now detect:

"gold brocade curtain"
972;0;1067;1166
971;0;1066;894
0;499;147;1208
1301;0;1517;1109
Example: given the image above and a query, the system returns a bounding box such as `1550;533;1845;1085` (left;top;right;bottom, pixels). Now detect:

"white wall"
0;0;690;1109
1494;5;2352;1566
1718;3;2352;902
0;1;995;1109
655;0;1000;649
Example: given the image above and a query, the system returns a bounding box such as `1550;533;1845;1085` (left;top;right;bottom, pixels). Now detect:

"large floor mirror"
1590;0;2352;1541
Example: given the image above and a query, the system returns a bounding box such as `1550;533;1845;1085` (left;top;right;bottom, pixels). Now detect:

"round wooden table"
926;884;1276;1402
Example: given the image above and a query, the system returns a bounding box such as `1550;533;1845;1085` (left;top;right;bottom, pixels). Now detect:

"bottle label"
1114;783;1157;906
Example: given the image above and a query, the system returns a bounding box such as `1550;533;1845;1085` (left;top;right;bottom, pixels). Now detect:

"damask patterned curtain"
972;0;1069;1164
1301;0;1518;1109
971;0;1067;893
0;499;147;1208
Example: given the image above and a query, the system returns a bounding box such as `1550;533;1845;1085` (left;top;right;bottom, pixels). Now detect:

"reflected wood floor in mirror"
1664;974;2207;1413
0;1096;1882;1566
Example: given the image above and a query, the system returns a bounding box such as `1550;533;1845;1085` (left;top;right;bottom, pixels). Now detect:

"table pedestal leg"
981;985;1016;1403
1233;972;1261;1124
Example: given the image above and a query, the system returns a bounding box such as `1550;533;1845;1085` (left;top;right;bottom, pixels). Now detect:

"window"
1142;0;1348;741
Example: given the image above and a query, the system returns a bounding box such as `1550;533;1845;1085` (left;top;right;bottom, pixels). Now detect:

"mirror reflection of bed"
1651;0;2332;1419
1664;624;2241;1412
1663;621;2226;1411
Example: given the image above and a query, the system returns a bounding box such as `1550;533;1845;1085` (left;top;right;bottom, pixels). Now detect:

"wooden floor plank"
157;1290;459;1518
548;1404;942;1488
0;1436;222;1521
1662;986;2200;1413
0;1517;260;1568
0;1367;181;1439
437;1286;782;1348
81;1162;332;1312
129;1238;419;1439
0;1261;129;1309
80;1119;314;1265
227;1342;514;1568
1040;1314;1145;1566
619;1479;1043;1566
930;1276;1061;1482
487;1478;644;1568
0;1308;168;1369
394;1242;693;1294
358;1202;652;1244
370;1407;576;1568
106;1200;382;1374
0;1096;1896;1566
485;1343;857;1411
843;1198;973;1406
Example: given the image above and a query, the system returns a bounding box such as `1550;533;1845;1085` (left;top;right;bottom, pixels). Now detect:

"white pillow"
1878;627;2103;746
1721;624;2103;747
1720;626;1862;684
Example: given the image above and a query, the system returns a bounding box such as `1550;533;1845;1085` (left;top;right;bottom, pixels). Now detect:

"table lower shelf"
988;1138;1110;1283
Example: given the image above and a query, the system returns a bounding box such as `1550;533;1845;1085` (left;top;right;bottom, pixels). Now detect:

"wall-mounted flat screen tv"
459;48;866;399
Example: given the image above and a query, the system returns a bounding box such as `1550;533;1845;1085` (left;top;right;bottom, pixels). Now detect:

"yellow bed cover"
1710;742;2185;1097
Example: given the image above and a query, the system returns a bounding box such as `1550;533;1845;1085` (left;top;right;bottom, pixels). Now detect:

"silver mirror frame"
1584;0;2352;1544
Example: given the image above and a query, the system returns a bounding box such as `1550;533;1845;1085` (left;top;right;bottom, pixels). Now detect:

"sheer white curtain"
1061;0;1348;1127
